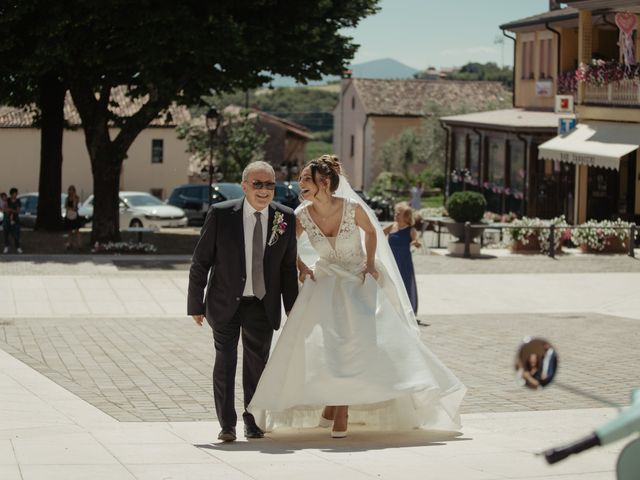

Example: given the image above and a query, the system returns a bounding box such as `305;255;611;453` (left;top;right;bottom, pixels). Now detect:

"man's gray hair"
242;161;275;181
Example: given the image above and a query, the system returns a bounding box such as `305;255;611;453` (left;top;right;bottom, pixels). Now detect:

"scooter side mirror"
514;336;558;390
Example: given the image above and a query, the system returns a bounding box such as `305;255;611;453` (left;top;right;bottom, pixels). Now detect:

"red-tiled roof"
0;87;192;128
351;79;511;116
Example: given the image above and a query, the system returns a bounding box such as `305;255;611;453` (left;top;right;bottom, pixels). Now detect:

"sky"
344;0;552;70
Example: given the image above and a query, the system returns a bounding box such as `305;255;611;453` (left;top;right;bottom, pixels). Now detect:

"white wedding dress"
248;195;466;432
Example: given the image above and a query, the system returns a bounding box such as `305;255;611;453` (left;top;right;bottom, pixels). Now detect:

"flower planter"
511;236;541;253
579;236;629;254
511;235;563;254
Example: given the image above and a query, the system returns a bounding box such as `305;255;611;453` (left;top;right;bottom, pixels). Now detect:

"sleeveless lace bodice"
298;199;365;273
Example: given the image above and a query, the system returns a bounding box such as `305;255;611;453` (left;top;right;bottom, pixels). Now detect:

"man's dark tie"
252;212;266;299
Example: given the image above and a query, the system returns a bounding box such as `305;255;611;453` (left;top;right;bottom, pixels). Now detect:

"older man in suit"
188;161;298;442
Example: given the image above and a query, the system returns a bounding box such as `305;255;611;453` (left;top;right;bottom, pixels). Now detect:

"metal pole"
208;128;214;206
464;221;471;258
548;224;556;258
629;224;636;258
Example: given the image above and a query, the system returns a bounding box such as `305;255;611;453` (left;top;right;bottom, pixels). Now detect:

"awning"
538;121;640;170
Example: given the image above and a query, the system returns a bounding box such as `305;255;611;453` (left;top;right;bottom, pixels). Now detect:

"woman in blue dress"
384;202;419;314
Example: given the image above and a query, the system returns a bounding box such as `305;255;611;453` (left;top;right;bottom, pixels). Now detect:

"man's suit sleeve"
188;206;218;316
281;210;298;312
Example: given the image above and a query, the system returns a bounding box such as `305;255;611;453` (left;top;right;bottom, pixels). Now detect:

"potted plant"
508;215;569;254
443;191;487;256
571;219;636;253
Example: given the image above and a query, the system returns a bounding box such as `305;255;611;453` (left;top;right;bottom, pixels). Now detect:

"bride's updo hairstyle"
305;154;343;194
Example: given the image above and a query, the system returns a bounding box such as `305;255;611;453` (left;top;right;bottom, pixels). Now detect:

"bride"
248;155;465;437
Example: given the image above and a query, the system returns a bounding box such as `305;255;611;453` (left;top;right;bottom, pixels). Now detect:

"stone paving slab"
1;312;637;422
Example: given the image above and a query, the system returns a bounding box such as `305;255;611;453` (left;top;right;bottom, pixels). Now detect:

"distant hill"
350;58;418;79
269;58;419;87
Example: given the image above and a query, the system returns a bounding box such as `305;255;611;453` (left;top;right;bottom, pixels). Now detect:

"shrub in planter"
571;219;637;253
446;191;487;223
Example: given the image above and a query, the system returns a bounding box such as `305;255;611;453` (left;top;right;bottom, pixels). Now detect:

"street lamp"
280;160;299;182
205;107;220;205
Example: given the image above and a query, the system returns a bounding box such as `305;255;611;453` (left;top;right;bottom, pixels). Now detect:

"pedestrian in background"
384;201;419;314
4;188;22;254
0;192;9;253
409;181;423;210
64;185;82;250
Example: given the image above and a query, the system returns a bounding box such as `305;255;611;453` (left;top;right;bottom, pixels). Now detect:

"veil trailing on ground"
296;175;420;335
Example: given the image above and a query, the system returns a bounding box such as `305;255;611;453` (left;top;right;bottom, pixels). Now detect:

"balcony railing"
558;62;640;107
584;79;640;106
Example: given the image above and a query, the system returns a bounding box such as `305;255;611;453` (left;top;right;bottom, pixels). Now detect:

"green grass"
422;194;444;208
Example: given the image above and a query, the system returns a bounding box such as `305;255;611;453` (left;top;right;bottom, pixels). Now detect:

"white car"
79;191;187;229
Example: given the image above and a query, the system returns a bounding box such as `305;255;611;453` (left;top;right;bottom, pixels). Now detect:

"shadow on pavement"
195;429;468;454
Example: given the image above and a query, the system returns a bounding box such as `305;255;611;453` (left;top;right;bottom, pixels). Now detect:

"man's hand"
192;315;205;326
298;265;315;283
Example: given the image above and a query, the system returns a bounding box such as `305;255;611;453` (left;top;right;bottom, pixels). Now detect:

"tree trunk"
69;81;163;244
35;73;65;231
90;144;123;244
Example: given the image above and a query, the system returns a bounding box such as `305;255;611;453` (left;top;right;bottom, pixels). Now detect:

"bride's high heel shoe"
319;406;335;428
331;411;348;438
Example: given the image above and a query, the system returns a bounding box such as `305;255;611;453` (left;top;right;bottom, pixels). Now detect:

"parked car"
16;192;68;228
354;190;393;221
167;183;244;226
79;191;187;229
274;181;301;209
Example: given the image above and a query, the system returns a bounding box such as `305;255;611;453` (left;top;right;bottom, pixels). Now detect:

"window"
521;40;534;80
351;96;356;109
539;38;553;79
453;133;466;171
488;137;505;187
350;135;355;157
150;188;163;199
509;142;525;195
469;136;480;183
151;139;164;163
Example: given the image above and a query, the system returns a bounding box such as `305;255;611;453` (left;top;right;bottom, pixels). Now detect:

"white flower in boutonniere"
268;211;287;246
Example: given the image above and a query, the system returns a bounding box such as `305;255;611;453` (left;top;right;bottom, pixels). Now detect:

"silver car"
16;192;68;228
79;191;187;229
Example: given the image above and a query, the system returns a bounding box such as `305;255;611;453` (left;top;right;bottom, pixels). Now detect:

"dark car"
274;181;301;209
167;183;244;225
354;190;393;221
17;192;68;228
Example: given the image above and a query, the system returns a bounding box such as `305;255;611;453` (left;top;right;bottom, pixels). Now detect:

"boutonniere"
268;211;287;246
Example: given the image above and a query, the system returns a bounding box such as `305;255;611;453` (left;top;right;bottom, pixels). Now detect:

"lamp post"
280;160;299;182
205;107;220;205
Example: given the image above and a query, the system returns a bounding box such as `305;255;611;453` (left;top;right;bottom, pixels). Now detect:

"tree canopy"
0;0;379;242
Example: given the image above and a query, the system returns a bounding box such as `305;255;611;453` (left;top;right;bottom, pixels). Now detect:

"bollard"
464;221;471;258
629;224;636;258
548;224;556;259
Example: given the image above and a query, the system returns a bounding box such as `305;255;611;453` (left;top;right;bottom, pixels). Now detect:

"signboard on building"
558;117;577;135
535;80;553;97
555;95;574;113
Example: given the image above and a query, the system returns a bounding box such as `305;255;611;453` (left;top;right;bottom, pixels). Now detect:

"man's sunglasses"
251;181;276;190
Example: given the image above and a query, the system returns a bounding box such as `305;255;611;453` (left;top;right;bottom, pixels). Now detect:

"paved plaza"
0;250;639;479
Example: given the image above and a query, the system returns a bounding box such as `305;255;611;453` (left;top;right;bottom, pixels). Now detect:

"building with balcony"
441;0;640;223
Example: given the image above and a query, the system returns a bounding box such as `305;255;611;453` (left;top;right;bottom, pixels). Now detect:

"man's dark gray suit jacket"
187;198;298;330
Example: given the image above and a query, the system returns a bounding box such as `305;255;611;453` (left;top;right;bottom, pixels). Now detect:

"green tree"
1;0;379;243
0;3;68;231
177;109;268;183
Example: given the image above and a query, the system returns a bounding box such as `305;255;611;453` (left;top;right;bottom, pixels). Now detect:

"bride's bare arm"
354;205;379;279
295;216;315;281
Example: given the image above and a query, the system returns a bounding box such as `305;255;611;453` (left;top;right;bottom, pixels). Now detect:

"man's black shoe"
217;427;236;442
244;422;265;439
